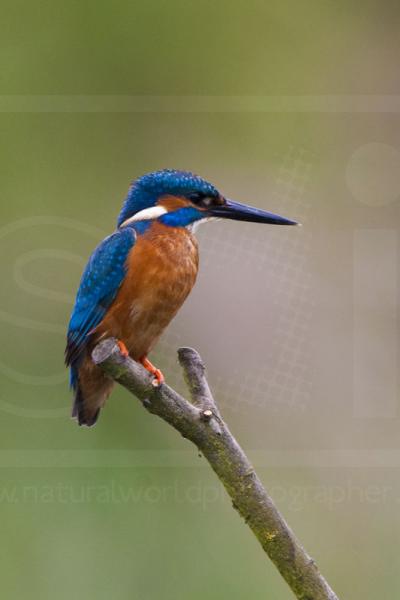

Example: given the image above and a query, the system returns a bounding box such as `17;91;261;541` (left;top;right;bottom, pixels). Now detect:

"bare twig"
92;338;339;600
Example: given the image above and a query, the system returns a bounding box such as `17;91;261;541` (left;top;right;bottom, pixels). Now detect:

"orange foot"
139;356;165;386
117;339;129;358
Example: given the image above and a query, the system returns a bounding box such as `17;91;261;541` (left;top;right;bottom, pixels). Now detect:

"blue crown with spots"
117;169;219;227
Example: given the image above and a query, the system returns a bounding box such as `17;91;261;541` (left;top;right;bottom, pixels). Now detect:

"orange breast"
95;223;199;359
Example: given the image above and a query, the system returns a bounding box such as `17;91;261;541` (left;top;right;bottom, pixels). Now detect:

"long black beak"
208;198;299;226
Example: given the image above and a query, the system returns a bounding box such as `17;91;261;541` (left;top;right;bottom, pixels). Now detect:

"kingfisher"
66;169;297;426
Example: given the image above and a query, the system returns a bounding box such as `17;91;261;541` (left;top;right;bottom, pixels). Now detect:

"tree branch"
92;338;339;600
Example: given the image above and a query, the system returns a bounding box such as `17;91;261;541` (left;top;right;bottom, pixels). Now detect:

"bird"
65;169;298;426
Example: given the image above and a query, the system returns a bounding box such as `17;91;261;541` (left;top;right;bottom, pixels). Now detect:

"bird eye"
187;192;205;203
187;191;218;208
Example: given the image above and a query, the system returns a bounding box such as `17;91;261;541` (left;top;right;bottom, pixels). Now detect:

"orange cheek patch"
157;195;189;211
157;194;207;213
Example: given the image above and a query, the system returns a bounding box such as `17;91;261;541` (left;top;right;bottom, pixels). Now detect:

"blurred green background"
1;1;400;598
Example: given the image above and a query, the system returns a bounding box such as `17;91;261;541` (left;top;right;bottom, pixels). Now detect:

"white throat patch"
120;206;167;227
188;217;217;233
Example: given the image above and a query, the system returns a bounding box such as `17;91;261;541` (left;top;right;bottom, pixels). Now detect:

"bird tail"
70;359;114;427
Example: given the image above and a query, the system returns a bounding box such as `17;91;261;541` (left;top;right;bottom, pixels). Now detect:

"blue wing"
65;227;136;383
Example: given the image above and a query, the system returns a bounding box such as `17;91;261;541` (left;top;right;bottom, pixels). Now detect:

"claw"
117;339;129;358
139;356;165;386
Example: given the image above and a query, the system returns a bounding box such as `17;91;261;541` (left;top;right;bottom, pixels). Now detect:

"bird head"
117;169;298;230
